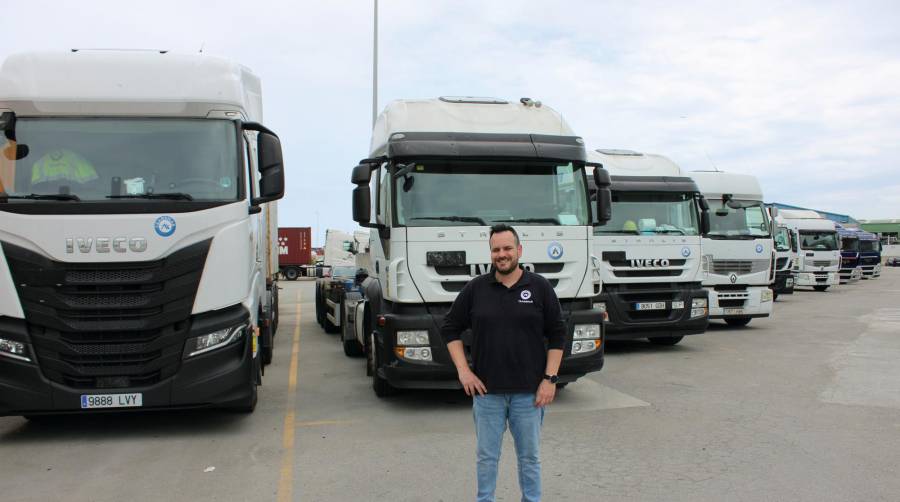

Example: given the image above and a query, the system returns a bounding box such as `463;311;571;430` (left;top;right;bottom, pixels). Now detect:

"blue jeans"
473;393;544;502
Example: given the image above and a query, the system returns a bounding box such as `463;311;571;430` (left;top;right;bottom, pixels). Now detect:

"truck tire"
813;285;829;292
270;283;280;336
370;332;397;397
260;311;273;366
649;336;684;346
315;284;325;327
725;317;752;327
342;299;364;357
284;267;299;281
773;291;779;301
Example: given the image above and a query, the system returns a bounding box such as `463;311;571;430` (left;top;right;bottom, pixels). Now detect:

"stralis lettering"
469;263;535;276
66;237;148;254
629;258;670;268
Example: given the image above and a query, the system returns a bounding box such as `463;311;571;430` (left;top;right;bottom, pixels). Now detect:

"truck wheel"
725;317;752;327
648;336;684;346
342;302;364;357
370;332;397;397
270;284;280;336
315;284;325;327
284;267;299;281
813;285;829;292
773;291;779;301
260;313;273;366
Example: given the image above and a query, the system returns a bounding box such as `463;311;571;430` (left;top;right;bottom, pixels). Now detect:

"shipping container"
278;227;312;280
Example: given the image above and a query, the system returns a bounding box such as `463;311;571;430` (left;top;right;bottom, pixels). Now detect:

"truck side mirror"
699;195;710;235
351;163;373;184
593;166;612;226
352;185;371;224
243;122;285;205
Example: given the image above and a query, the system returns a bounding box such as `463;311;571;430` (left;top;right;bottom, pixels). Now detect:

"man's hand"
458;369;487;397
534;379;557;407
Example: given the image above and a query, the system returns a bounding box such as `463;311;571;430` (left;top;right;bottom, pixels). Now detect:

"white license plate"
635;301;667;311
724;308;745;315
80;393;143;409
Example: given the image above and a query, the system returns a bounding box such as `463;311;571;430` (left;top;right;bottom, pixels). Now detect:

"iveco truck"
690;171;774;326
777;209;840;291
346;97;611;396
587;149;709;346
0;51;285;416
770;221;797;298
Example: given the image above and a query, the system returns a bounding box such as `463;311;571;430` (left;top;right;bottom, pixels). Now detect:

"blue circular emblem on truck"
755;244;764;253
547;242;564;260
681;247;691;258
155;216;176;237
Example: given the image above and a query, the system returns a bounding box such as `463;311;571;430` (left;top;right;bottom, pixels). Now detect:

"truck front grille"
2;240;210;389
711;260;769;275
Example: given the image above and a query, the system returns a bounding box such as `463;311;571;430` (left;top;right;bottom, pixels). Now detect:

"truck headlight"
573;324;601;340
761;289;773;302
185;324;247;357
572;340;600;355
394;347;433;361
0;337;31;362
397;330;429;346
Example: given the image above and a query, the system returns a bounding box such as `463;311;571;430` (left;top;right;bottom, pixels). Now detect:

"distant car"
886;257;900;267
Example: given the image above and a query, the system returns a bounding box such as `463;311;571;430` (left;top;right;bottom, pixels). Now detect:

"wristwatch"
543;374;559;384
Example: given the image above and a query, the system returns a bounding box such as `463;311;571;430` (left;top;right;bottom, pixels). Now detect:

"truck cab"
858;231;882;279
347;97;611;396
771;221;797;297
777;209;840;291
835;224;862;284
0;51;284;416
587;149;709;346
690;171;774;326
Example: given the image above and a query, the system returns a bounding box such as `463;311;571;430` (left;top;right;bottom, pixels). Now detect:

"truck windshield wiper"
410;215;486;225
1;192;81;201
107;192;194;201
503;218;560;225
653;228;686;235
706;234;759;240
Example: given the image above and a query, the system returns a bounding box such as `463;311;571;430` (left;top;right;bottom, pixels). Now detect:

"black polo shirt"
441;268;566;394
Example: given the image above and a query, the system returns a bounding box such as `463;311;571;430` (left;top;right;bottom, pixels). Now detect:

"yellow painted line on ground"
295;419;359;428
277;288;302;502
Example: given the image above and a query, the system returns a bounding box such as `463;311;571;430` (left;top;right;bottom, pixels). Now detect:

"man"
442;223;566;502
31;148;98;189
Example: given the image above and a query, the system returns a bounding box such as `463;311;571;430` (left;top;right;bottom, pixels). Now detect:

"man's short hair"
489;223;520;246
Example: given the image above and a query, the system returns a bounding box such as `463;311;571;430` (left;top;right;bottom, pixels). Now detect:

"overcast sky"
4;1;898;244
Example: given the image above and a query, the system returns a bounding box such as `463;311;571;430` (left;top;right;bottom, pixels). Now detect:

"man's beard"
494;257;518;275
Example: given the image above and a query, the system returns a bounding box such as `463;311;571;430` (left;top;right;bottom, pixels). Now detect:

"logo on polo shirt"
519;289;534;304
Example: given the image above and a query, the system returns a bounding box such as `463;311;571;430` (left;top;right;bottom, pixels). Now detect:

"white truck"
690;171;774;326
587;149;709;346
776;209;840;291
0;50;285;416
770;220;798;298
346;96;611;396
314;228;369;336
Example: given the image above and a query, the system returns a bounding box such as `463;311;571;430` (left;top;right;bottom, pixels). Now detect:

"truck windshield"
774;226;792;252
0;118;239;202
595;191;698;236
799;231;838;251
394;160;589;226
707;200;770;238
840;237;859;252
859;240;879;252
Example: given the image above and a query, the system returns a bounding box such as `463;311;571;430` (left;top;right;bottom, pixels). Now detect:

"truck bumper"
376;304;605;390
795;271;838;287
773;270;795;294
839;267;862;284
0;317;256;417
706;285;773;319
861;263;881;278
597;286;709;341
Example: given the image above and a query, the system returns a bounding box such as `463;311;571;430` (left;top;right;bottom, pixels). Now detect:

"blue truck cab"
857;231;882;279
836;224;862;284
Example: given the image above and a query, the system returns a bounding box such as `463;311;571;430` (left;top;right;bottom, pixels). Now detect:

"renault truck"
587;149;709;346
690;171;774;326
0;50;285;416
777;209;840;291
346;96;611;396
858;230;882;279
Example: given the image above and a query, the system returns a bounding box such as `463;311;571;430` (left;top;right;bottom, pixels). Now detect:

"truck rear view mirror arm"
242;122;285;206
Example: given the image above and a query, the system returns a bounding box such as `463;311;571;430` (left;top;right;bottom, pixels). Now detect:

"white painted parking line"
820;308;900;409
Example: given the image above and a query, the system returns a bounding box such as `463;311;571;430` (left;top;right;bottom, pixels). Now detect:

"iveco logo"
469;263;535;276
629;259;670;268
66;237;148;254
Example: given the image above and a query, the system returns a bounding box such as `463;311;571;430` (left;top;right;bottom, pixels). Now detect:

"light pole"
372;0;379;127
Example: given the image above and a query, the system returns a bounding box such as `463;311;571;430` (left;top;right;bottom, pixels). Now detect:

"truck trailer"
690;171;774;326
346;96;612;396
278;226;312;280
587;149;709;345
0;51;285;416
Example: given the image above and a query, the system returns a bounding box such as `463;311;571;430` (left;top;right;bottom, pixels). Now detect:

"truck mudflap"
0;313;257;416
598;285;709;341
374;303;605;390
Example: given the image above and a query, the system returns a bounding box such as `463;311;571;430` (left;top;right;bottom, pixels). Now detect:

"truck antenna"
703;150;719;172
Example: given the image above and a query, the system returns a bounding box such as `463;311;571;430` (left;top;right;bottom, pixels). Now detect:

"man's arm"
536;278;566;407
535;348;562;407
447;340;486;396
440;280;485;396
